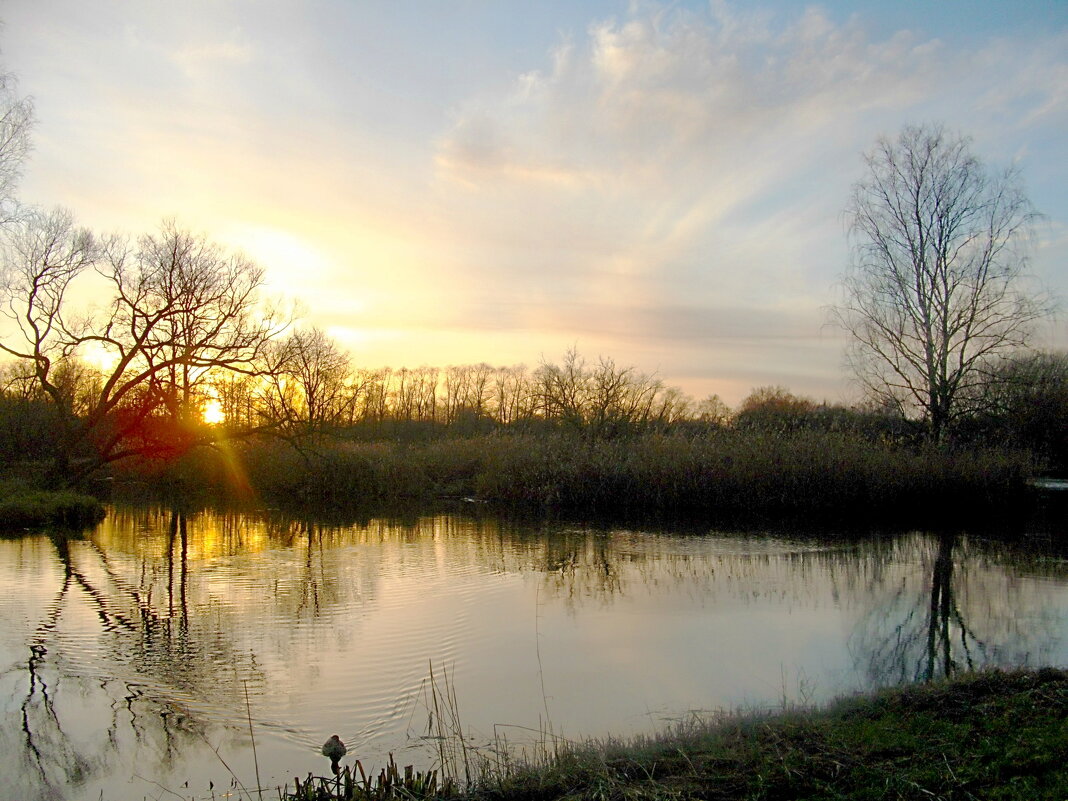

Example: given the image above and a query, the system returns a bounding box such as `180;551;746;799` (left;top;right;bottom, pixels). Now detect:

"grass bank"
209;429;1036;525
483;668;1068;801
0;480;105;530
286;668;1068;801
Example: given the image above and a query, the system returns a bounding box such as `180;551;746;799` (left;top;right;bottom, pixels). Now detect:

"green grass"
503;668;1068;801
282;669;1068;801
0;481;106;530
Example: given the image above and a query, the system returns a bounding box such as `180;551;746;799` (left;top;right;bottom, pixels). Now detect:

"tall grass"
468;668;1068;801
482;429;1034;519
219;429;1035;525
280;668;1068;801
0;478;106;531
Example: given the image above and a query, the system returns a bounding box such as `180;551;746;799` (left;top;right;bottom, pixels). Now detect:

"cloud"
430;2;1068;359
7;0;1065;402
436;6;941;193
170;36;255;77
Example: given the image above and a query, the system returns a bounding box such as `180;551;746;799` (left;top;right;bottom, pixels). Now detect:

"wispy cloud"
431;3;1068;354
171;36;255;69
5;1;1066;402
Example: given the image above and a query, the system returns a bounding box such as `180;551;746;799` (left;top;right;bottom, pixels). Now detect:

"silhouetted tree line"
248;343;693;437
3;339;1067;483
729;367;1068;469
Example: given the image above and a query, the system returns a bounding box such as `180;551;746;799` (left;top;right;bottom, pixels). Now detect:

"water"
2;505;1067;801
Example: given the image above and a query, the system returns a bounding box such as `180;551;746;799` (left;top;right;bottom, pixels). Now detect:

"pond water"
2;505;1067;801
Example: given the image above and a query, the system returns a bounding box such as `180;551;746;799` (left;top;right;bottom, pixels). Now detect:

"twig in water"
131;773;187;800
535;585;553;729
199;735;254;801
243;679;263;800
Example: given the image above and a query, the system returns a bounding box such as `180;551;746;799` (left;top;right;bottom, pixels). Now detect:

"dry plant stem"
243;679;264;800
426;660;479;785
201;735;255;801
131;773;188;800
446;664;471;784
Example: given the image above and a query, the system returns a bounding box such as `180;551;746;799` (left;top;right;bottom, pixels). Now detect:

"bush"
0;488;106;530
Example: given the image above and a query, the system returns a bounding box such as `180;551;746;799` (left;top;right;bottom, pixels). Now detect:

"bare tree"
0;215;287;483
441;362;493;423
0;70;33;226
357;367;391;422
587;356;665;434
391;367;417;421
978;350;1068;461
695;393;732;426
834;124;1048;440
533;346;588;426
0;207;98;474
733;385;815;433
214;372;259;429
262;326;351;435
411;365;439;421
0;356;38;401
491;364;534;424
441;364;468;423
649;385;692;424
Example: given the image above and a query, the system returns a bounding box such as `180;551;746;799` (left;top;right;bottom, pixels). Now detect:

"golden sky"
4;0;1066;404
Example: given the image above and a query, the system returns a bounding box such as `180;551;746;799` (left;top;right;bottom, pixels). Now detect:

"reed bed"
286;755;455;801
226;429;1034;525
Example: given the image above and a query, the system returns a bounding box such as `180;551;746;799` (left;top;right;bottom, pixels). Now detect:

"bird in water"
321;734;347;775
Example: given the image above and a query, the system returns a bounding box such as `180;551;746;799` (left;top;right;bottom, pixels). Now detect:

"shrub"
0;488;106;530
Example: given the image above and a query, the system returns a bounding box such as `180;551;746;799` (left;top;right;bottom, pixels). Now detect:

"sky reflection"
1;508;1067;801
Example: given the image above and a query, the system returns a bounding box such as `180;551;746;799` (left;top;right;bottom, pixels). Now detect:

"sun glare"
203;399;225;425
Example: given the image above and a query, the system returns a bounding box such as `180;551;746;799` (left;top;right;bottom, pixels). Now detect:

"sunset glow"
202;399;225;426
3;1;1065;405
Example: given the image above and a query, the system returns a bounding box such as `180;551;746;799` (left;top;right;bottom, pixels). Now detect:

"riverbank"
0;426;1044;530
0;480;105;530
287;668;1068;801
131;428;1037;526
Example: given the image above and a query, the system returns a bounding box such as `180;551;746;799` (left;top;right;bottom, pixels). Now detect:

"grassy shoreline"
0;428;1048;531
487;668;1068;801
0;482;106;530
142;429;1039;527
286;668;1068;801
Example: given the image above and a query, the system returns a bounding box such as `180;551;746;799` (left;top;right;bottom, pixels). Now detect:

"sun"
203;399;225;425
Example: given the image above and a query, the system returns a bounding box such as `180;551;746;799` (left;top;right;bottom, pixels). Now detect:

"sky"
2;0;1066;406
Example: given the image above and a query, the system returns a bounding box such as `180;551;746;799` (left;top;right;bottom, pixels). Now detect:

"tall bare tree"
491;364;534;424
0;215;287;483
834;124;1048;440
262;326;351;434
533;347;588;426
0;207;98;474
0;70;33;226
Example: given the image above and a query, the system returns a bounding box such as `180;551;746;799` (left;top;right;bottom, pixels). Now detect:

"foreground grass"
487;668;1068;801
286;669;1068;801
0;481;106;530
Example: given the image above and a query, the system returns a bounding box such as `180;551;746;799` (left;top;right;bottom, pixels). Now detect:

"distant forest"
2;339;1067;482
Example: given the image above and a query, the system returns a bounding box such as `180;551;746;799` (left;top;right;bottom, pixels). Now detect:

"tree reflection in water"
6;509;266;801
2;508;1067;801
849;532;1065;685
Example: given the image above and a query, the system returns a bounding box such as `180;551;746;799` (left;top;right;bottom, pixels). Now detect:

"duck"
321;734;347;775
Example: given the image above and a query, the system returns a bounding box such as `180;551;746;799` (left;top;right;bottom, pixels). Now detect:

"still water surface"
2;505;1067;801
